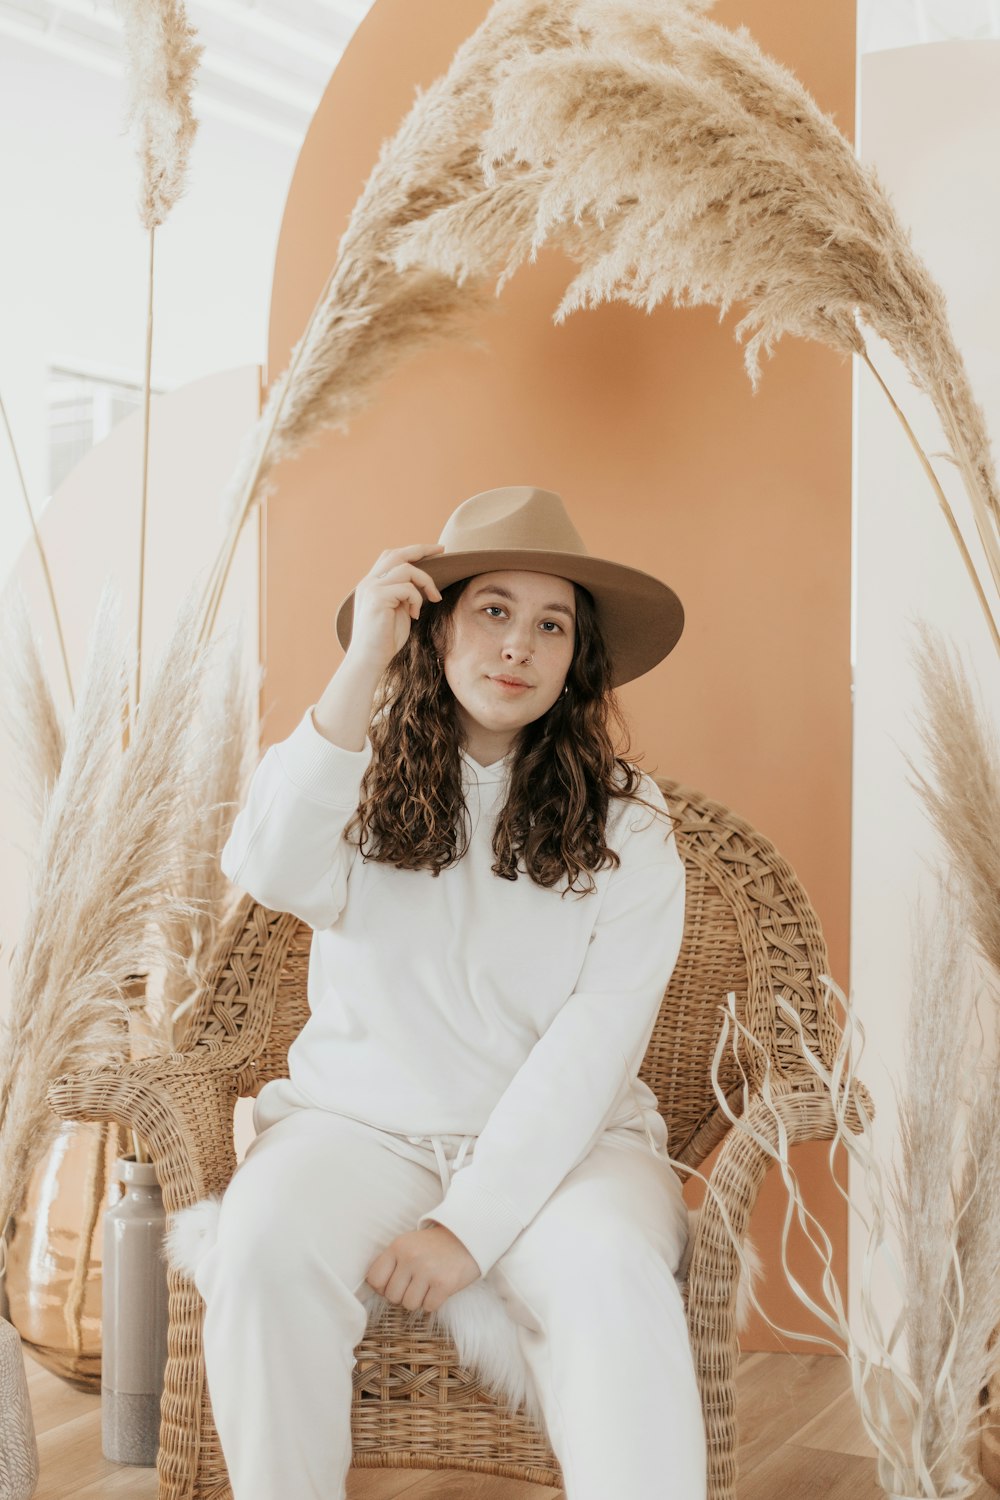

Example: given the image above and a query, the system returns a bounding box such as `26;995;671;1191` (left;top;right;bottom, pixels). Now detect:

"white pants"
194;1078;708;1500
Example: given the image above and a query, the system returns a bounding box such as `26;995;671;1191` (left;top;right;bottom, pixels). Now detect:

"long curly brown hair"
343;575;680;897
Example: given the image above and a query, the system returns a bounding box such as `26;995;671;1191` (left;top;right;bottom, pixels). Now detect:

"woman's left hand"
365;1224;482;1313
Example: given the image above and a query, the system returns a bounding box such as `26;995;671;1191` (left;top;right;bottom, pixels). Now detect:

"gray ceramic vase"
101;1156;169;1466
0;1301;39;1500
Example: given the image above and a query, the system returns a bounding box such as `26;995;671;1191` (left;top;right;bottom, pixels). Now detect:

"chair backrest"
643;776;835;1166
182;776;838;1172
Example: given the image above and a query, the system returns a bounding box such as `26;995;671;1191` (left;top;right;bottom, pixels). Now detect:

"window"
45;363;159;494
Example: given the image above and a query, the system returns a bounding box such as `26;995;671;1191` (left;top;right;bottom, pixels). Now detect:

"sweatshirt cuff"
417;1174;525;1278
272;706;373;808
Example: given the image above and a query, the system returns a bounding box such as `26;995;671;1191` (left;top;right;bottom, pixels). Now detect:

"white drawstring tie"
405;1067;663;1204
404;1133;475;1194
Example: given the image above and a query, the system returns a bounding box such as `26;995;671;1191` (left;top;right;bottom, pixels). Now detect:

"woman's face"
441;569;577;763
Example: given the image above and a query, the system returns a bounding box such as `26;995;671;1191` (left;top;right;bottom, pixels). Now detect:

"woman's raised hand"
346;543;446;674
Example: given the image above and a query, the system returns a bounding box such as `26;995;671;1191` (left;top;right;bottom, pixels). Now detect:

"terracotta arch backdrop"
262;0;855;1354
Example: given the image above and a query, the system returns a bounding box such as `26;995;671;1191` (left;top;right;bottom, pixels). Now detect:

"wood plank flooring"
22;1348;1000;1498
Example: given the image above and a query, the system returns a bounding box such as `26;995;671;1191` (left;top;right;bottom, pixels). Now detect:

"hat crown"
438;486;589;558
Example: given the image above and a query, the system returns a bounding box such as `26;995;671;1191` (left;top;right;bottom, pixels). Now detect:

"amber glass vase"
4;1117;130;1391
4;976;145;1392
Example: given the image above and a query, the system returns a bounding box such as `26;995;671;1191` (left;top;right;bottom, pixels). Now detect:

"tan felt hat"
334;485;684;690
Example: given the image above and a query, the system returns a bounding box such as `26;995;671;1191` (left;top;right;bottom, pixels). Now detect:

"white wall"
851;38;1000;1352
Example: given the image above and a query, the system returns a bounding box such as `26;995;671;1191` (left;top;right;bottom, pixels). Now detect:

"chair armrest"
680;1081;869;1499
688;1079;869;1309
45;1049;264;1211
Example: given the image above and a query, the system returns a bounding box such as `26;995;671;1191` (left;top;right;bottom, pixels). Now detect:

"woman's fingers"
373;542;446;572
373;558;443;600
372;543;446;599
346;543;446;670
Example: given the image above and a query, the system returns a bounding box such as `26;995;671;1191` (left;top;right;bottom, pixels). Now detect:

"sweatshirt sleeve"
219;704;373;931
417;791;686;1277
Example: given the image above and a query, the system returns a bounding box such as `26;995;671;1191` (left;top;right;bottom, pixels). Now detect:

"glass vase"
4;1118;128;1391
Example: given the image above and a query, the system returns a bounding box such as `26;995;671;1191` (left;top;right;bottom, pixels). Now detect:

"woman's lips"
490;677;531;692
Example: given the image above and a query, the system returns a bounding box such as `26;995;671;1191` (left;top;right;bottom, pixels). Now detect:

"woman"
193;485;708;1500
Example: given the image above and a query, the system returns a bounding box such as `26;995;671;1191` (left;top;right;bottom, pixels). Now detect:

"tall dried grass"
116;0;204;706
901;619;1000;1481
0;580;249;1243
903;620;1000;983
666;622;1000;1499
387;0;1000;652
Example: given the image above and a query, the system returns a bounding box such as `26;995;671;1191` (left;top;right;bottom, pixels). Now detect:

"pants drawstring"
404;1133;474;1195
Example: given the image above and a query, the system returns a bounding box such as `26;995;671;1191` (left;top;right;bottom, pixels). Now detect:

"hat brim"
334;548;684;689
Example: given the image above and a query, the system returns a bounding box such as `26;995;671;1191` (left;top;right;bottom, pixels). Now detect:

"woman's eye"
483;606;561;633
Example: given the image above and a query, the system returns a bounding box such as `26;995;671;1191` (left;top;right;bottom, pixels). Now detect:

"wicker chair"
47;775;872;1500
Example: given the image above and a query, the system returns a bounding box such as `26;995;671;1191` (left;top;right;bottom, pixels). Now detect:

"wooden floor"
23;1347;1000;1499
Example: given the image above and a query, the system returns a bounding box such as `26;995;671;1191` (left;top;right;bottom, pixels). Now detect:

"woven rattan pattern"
47;776;871;1500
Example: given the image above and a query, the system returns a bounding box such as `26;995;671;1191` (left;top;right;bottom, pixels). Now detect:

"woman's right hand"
346;543;446;674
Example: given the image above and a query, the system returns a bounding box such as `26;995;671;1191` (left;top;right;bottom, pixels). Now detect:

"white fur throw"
163;1197;763;1431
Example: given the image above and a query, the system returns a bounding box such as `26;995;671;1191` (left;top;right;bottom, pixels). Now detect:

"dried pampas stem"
113;0;203;707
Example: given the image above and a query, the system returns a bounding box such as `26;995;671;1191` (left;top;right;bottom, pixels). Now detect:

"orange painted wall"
263;0;855;1353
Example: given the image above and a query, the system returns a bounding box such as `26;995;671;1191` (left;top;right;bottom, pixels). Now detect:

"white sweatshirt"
220;704;687;1277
